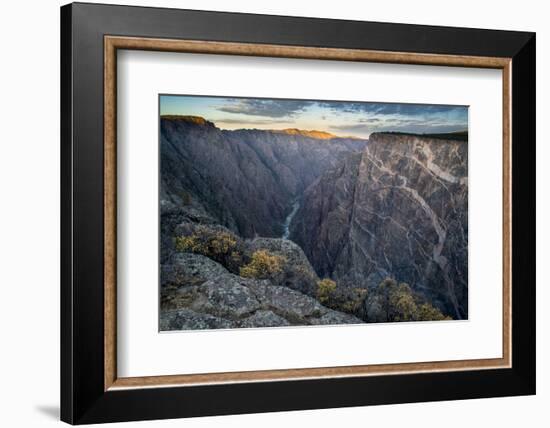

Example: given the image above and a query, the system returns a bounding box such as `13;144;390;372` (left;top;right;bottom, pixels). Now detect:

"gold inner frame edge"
104;36;512;391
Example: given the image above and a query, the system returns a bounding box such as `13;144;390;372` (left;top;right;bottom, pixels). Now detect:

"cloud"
330;119;467;136
216;117;290;126
326;102;468;136
211;97;467;137
319;101;467;117
217;99;314;118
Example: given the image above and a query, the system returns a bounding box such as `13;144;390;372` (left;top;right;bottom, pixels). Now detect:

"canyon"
160;115;468;328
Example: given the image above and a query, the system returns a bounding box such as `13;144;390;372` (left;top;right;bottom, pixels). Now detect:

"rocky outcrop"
160;254;361;330
164;222;320;295
245;237;319;296
291;133;468;319
161;253;230;288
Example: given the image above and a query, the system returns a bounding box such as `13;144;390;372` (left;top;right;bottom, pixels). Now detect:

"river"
282;200;300;239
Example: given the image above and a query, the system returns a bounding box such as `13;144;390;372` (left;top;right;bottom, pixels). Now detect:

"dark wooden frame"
61;2;536;424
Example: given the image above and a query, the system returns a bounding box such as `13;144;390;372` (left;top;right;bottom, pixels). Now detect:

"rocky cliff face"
160;116;367;247
291;133;468;318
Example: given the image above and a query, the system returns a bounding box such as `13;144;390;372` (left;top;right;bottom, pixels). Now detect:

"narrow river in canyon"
282;200;300;239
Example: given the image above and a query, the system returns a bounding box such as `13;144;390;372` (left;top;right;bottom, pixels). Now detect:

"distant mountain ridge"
273;128;337;139
161;115;216;127
160;115;359;140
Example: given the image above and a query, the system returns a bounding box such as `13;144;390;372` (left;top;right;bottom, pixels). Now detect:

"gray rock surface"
245;237;319;296
161;252;230;288
160;308;235;331
239;310;290;328
195;276;262;318
160;258;362;330
292;133;468;318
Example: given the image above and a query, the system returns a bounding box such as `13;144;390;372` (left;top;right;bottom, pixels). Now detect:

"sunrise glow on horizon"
160;94;468;139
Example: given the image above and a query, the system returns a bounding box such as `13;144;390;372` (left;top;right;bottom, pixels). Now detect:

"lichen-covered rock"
245;237;319;296
239;310;290;328
160;308;235;331
310;310;364;325
195;276;262;318
246;282;324;320
161;253;229;288
160;258;362;330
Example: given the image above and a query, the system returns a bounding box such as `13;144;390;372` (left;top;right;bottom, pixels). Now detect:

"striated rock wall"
291;133;468;318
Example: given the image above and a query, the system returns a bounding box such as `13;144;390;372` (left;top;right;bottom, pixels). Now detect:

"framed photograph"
61;2;535;424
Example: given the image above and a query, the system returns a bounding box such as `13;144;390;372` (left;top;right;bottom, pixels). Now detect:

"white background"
0;0;546;427
118;51;503;377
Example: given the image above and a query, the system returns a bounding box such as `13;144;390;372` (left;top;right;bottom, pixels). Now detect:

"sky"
160;94;468;139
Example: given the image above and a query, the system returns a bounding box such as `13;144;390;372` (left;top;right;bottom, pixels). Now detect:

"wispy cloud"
318;101;467;117
216;117;290;126
217;99;314;118
330;119;467;136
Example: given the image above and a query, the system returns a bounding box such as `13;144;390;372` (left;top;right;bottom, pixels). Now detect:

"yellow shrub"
174;227;242;273
390;291;417;321
240;250;285;279
174;229;237;258
417;303;451;321
348;288;369;312
317;278;337;304
376;278;450;322
174;235;196;252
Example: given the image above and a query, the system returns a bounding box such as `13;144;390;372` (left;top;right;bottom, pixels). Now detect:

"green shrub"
240;250;285;279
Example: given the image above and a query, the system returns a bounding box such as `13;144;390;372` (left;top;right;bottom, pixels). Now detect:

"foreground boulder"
161;252;229;288
160;256;361;330
245;237;319;296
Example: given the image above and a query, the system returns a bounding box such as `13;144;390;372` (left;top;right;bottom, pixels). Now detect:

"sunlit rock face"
291;133;468;319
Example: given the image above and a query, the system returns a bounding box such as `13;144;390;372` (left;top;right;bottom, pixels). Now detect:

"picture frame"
60;2;535;424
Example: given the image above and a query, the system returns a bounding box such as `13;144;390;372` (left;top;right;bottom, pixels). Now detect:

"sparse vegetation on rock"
316;278;337;304
174;225;244;273
364;278;451;323
314;278;371;317
240;250;285;279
